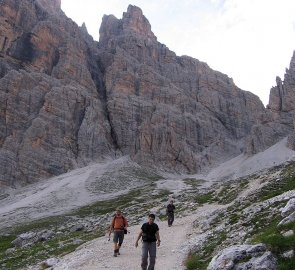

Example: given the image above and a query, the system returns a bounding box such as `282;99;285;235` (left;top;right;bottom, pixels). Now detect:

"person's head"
169;200;174;204
115;209;122;216
148;213;155;224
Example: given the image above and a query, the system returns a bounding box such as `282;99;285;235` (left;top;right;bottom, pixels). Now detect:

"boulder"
207;244;277;270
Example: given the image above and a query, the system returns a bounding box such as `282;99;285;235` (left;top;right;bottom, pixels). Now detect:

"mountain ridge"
0;1;294;187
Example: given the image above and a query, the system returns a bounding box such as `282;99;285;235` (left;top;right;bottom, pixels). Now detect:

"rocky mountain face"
0;0;115;187
0;1;294;187
99;5;265;174
246;52;295;154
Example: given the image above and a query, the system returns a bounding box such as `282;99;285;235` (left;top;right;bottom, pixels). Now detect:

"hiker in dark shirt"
108;209;128;257
135;213;161;270
166;200;175;227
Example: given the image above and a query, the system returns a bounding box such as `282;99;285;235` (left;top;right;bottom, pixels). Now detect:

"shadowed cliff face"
0;1;294;187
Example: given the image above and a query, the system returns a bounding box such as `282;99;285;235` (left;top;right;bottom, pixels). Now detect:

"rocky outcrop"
0;0;115;187
279;198;295;226
0;1;294;187
99;5;265;173
246;52;295;154
207;244;277;270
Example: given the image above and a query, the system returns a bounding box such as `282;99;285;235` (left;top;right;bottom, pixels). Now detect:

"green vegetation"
73;189;142;217
216;179;249;204
13;216;70;235
256;161;295;202
2;160;295;269
186;161;295;270
185;230;227;270
253;221;295;270
0;169;167;270
186;254;208;270
194;191;215;204
191;178;250;206
0;227;105;270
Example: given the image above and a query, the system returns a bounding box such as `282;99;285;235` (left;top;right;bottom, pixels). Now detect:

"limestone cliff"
0;1;294;187
246;52;295;154
99;5;265;173
0;0;115;187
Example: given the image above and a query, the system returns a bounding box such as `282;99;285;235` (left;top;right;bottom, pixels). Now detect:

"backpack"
113;216;127;234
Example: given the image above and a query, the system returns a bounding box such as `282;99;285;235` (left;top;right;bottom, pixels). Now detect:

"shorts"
113;230;124;245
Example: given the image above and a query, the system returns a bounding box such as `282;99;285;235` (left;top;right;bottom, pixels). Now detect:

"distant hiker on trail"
166;199;175;227
108;209;128;257
135;213;161;270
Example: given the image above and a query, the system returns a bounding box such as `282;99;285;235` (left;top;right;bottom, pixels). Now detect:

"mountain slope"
0;1;294;188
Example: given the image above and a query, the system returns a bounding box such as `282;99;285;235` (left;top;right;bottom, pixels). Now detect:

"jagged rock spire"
99;5;157;46
122;5;156;40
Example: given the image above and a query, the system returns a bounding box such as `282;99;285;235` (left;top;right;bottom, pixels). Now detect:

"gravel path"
53;218;190;270
27;204;222;270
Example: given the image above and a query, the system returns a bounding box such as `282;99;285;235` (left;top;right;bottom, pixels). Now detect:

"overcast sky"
61;0;295;106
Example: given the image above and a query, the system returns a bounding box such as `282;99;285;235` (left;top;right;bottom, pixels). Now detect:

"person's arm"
108;225;113;236
156;230;161;247
135;230;143;247
109;218;114;237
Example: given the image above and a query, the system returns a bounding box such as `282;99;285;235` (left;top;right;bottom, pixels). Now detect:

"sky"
61;0;295;106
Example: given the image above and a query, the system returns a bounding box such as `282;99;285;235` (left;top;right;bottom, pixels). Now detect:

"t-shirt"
167;204;175;213
111;216;127;230
141;222;159;242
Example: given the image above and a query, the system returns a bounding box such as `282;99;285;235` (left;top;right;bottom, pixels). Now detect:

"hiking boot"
117;251;120;255
113;253;117;257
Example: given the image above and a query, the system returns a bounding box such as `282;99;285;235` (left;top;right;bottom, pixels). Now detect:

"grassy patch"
0;235;16;253
194;191;215;204
185;230;227;270
73;189;142;217
215;179;249;205
186;254;208;270
252;219;295;270
12;216;70;235
256;162;295;201
0;226;105;269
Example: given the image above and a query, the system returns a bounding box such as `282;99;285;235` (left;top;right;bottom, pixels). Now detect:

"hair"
149;213;156;219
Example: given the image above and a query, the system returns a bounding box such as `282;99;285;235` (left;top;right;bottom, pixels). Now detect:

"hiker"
135;213;161;270
166;199;175;227
108;209;128;257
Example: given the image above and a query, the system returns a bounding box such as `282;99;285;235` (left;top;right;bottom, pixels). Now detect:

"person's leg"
113;231;119;256
141;241;148;270
168;213;172;226
171;213;175;225
147;242;157;270
117;231;124;255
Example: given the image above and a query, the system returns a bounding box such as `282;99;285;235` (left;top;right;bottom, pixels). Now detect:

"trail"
28;205;222;270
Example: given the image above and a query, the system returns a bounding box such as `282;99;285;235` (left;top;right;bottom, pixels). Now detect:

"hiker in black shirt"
135;213;161;270
166;200;175;227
